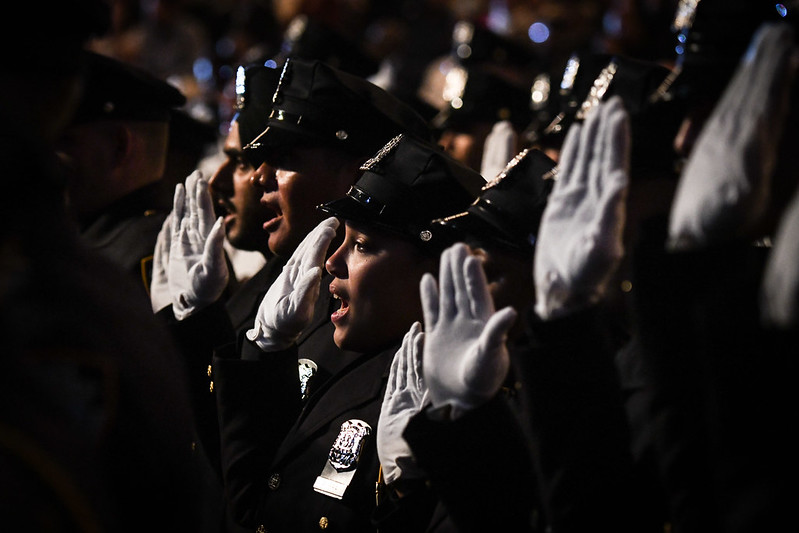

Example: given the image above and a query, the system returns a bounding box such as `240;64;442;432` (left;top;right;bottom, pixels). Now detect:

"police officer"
214;132;485;532
57;50;187;299
1;2;208;531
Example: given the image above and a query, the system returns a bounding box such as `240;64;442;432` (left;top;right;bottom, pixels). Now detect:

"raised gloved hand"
420;243;517;420
168;170;230;320
150;210;174;313
480;120;517;181
246;217;340;351
377;321;428;486
534;96;630;320
668;22;798;251
760;185;799;328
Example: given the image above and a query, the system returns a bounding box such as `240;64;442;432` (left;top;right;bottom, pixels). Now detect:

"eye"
354;239;369;253
234;155;252;171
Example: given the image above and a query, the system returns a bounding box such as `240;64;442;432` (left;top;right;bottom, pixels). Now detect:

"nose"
325;242;347;278
209;158;234;194
251;163;276;191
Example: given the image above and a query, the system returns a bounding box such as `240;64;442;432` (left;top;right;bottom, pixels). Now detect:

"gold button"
318;516;329;529
207;364;212;377
256;525;266;533
209;381;214;393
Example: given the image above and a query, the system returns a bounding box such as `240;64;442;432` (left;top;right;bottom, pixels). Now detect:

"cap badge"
575;60;618;120
298;358;318;401
360;134;404;170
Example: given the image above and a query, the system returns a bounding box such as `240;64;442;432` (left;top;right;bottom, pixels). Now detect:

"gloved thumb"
479;306;517;354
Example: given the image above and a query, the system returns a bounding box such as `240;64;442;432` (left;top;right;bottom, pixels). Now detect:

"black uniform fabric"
0;134;207;532
631;229;793;533
404;395;540;533
215;338;398;532
78;181;170;299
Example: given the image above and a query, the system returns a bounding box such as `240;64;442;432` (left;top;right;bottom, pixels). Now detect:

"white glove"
534;96;630;320
668;22;798;251
420;243;518;420
377;321;428;486
246;217;340;351
480;120;517;180
760;185;799;328
169;170;230;320
150;210;174;313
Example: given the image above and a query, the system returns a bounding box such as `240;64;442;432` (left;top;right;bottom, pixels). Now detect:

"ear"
110;122;134;168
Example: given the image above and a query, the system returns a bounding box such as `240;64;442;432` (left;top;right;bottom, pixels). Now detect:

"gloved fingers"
386;336;406;397
291;266;323;315
291;217;339;270
172;184;186;237
600;98;631;185
462;252;494;321
408;321;424;375
437;244;460;320
185;171;200;224
594;168;629;240
570;100;604;192
196;176;217;238
299;221;339;273
733;23;796;115
419;273;440;331
555;121;583;187
449;245;474;318
202;217;229;269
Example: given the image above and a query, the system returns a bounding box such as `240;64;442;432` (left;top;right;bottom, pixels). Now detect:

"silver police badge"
313;419;373;499
298;358;317;401
328;419;371;472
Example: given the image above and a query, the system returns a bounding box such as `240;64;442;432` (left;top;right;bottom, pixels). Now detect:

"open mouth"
261;199;282;232
330;286;349;323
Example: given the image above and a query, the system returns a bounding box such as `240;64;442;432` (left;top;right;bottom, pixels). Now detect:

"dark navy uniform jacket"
78;181;169;299
215;325;395;533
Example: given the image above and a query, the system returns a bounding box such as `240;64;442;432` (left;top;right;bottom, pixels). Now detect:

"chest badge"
313;419;372;499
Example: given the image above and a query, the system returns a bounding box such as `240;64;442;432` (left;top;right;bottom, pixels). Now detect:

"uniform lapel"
272;345;395;461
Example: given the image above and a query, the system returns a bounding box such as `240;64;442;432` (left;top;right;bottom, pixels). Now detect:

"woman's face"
325;221;435;353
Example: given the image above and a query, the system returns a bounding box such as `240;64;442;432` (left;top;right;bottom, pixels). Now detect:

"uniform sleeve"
403;394;539;533
214;335;303;528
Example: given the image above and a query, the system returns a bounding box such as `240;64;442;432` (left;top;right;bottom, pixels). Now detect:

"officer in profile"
56;50;186;299
214;132;486;533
